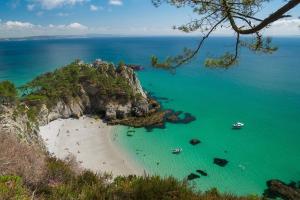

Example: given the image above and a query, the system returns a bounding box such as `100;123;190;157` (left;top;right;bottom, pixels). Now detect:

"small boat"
232;122;245;129
172;148;183;154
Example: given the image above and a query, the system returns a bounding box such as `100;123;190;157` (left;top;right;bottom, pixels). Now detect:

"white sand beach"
39;116;144;177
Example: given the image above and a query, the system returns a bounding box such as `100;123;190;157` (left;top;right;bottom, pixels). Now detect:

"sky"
0;0;299;38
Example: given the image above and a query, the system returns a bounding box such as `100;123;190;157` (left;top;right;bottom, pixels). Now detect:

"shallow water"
1;37;299;195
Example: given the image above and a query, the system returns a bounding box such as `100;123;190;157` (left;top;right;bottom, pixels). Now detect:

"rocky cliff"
0;60;159;145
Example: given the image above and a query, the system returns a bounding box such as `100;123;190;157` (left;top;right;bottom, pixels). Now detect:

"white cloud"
207;18;300;36
5;21;35;29
29;0;87;10
90;4;98;11
109;0;122;6
263;18;300;36
271;18;300;27
0;20;89;38
66;22;87;30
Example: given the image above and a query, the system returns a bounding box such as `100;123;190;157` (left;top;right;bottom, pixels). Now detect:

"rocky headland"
0;59;198;146
0;60;162;145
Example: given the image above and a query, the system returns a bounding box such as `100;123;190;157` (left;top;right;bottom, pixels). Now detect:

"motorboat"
232;122;245;129
172;148;183;154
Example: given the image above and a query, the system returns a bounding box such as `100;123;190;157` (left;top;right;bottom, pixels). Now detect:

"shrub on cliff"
0;80;18;105
19;61;135;108
0;176;30;200
0;153;261;200
0;133;46;186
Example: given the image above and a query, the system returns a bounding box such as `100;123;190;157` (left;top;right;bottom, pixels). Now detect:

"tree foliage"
19;60;135;108
151;0;299;69
0;80;18;105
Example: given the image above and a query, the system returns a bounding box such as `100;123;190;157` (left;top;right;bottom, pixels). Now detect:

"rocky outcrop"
0;104;43;146
213;158;228;167
264;180;300;200
0;60;157;145
38;65;151;123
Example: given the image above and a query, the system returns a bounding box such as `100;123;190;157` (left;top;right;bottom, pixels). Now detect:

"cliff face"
0;60;157;145
37;63;150;124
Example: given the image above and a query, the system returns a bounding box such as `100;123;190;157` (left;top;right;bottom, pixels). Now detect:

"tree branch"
224;0;300;34
174;15;227;67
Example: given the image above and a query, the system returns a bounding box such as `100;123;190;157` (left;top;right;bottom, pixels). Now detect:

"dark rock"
145;122;166;132
187;173;200;181
128;65;144;71
263;179;300;200
213;158;228;167
190;139;201;145
164;110;196;124
180;113;196;124
165;113;180;122
132;99;149;117
196;170;208;176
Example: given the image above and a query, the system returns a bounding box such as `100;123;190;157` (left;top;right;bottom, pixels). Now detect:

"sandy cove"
39;116;144;177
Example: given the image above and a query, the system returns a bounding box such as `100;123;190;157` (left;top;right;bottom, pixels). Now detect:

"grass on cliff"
1;158;261;200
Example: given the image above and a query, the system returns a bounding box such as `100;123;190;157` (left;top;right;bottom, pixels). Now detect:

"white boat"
172;148;183;154
232;122;245;129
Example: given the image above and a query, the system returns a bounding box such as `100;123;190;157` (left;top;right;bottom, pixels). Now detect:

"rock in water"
213;158;228;167
190;139;201;145
187;173;200;181
196;170;208;176
263;179;300;200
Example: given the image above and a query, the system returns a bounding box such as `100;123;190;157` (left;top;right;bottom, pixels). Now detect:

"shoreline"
39;116;144;177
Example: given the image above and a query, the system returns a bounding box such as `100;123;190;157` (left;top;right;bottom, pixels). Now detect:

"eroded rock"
263;179;300;200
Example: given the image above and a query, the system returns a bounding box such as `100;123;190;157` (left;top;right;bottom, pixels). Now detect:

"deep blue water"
0;37;299;195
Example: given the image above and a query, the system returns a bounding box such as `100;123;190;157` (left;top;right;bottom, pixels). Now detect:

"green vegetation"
151;55;172;69
0;80;18;105
0;133;260;199
19;61;134;108
3;60;138;125
0;176;30;200
0;157;260;200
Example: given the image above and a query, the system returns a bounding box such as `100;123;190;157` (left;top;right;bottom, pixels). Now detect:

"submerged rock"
213;158;228;167
187;173;200;181
190;139;201;145
196;170;208;176
180;113;196;124
263;179;300;200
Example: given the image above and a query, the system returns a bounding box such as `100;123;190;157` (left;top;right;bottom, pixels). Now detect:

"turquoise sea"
0;37;299;196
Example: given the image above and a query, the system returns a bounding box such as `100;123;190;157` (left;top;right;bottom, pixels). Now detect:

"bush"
113;175;198;200
45;157;79;184
0;80;18;105
0;148;261;200
0;132;46;186
0;176;30;200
